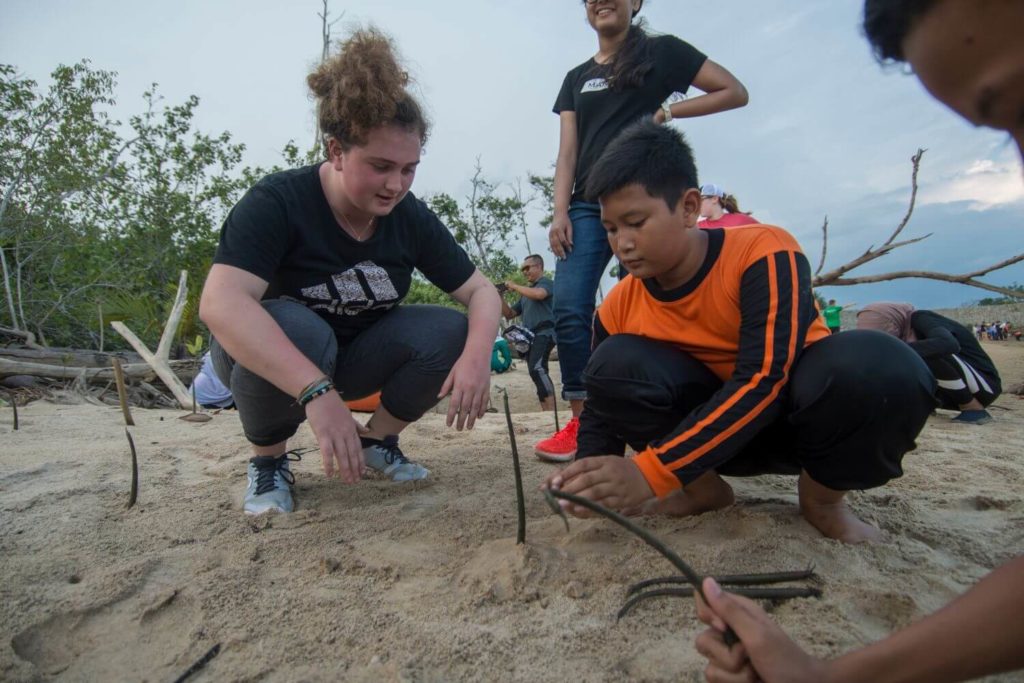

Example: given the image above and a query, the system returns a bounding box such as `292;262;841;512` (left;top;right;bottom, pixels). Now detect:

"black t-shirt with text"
554;35;707;202
214;165;475;343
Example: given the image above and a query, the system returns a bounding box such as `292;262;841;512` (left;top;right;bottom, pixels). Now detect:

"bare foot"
798;471;882;544
638;471;735;517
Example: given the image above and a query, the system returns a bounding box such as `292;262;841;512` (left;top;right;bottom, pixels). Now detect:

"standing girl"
200;27;501;515
538;0;749;461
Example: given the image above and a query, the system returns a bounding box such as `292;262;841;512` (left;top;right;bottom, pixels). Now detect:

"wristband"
661;101;673;123
297;376;335;407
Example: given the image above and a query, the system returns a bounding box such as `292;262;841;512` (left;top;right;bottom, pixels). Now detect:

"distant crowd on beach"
975;320;1021;341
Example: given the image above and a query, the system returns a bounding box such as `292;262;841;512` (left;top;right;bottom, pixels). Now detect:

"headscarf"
855;302;917;342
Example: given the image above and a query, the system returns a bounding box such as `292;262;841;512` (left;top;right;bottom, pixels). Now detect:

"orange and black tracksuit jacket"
592;225;831;497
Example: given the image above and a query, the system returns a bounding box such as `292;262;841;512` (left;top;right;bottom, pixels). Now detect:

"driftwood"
111;270;192;409
813;149;1024;299
0;346;144;367
0;356;196;382
0;325;43;350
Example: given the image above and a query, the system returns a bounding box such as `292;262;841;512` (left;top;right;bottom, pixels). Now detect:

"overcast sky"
3;0;1022;307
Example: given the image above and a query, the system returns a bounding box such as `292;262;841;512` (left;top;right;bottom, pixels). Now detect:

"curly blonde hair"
307;27;429;152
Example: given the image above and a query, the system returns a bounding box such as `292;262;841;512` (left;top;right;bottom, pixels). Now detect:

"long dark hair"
584;1;654;90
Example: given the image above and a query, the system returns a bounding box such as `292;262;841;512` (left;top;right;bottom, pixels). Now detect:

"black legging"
527;333;556;402
212;300;467;446
578;330;936;491
921;353;999;410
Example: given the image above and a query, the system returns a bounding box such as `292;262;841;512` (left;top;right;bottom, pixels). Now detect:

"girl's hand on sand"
548;212;574;259
695;577;828;683
439;353;490;431
304;391;367;483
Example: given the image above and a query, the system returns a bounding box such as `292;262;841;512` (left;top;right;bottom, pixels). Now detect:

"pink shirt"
698;212;757;229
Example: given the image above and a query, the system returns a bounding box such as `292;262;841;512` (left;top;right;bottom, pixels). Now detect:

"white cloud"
919;158;1024;210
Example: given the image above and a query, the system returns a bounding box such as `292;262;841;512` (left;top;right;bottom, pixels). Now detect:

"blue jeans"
553;201;613;400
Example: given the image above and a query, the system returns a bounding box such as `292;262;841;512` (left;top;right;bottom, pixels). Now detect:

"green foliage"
0;60;288;349
528;173;555;230
403;275;459;308
974;283;1024;306
184;334;205;356
426;160;525;281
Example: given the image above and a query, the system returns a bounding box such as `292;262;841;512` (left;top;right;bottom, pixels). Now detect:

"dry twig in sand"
172;643;221;683
179;384;212;423
4;390;18;431
544;490;822;642
500;389;527;545
111;358;134;426
125;428;138;509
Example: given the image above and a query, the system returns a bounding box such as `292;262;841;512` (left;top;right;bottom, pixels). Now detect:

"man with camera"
501;255;558;416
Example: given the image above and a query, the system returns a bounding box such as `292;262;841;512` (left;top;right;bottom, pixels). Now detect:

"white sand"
2;345;1023;682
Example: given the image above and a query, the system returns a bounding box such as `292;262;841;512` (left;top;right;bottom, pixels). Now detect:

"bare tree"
511;178;533;255
813;149;1024;299
311;0;344;159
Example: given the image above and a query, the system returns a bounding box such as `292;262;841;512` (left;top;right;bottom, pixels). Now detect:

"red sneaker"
534;417;579;462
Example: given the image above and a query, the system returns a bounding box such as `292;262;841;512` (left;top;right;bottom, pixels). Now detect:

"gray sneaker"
244;452;299;514
362;435;429;481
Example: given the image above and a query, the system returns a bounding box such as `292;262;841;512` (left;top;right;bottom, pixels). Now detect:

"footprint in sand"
10;561;206;679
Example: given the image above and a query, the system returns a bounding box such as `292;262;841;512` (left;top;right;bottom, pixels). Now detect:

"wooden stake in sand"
5;390;17;431
179;384;212;423
501;390;527;545
552;392;560;433
111;358;135;426
545;488;738;644
172;643;221;683
125;428;138;509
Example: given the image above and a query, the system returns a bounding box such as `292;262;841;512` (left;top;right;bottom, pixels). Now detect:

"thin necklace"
340;209;375;242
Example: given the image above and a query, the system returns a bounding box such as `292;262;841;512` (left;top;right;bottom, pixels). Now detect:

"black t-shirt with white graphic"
214;164;475;343
554;35;707;202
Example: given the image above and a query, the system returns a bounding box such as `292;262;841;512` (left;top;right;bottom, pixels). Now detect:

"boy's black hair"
585;119;698;210
862;0;939;62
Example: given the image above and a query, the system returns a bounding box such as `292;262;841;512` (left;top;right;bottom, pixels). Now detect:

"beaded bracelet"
297;376;335;407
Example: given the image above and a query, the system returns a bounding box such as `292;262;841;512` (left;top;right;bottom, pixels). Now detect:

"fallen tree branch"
812;149;1024;298
0;325;43;350
825;269;1024;298
111;270;192;409
814;216;829;277
0;357;195;382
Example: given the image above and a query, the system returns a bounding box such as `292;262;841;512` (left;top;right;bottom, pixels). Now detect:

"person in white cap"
697;183;757;228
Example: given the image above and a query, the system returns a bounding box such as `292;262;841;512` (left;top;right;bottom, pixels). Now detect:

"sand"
2;344;1023;682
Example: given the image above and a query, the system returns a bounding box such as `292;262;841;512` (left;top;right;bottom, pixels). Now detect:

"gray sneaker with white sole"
244;452;300;514
362;435;429;481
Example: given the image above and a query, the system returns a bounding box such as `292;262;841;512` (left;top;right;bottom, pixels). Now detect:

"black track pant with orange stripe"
578;330;937;491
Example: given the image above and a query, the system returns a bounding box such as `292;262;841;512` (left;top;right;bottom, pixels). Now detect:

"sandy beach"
2;342;1023;682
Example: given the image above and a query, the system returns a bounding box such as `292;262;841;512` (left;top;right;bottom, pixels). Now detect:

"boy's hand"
695;577;828;683
542;456;654;517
